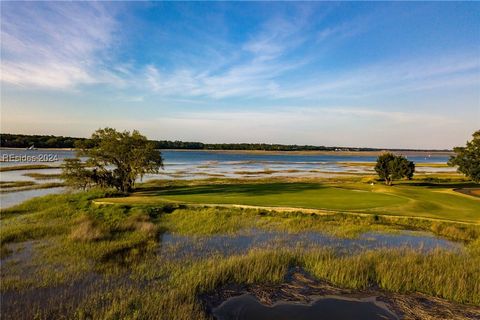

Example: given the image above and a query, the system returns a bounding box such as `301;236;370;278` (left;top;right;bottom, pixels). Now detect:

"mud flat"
204;268;480;320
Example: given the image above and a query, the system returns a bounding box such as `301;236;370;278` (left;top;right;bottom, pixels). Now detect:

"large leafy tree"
375;153;415;185
448;130;480;183
62;128;163;192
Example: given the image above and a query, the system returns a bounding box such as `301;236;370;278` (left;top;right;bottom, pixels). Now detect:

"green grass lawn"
365;184;480;223
101;181;480;223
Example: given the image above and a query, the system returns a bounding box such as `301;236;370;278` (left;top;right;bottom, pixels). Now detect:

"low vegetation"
0;164;61;172
1;181;479;318
22;172;61;180
0;181;64;193
0;181;36;189
69;215;110;242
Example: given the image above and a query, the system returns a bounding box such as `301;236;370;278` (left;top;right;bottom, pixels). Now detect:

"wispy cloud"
139;12;315;99
130;12;478;102
136;50;479;103
134;10;367;100
1;2;118;89
275;53;480;100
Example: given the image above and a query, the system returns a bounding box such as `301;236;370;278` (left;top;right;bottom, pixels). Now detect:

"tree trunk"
385;177;392;186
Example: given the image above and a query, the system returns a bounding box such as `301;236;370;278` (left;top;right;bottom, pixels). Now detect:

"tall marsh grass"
71;247;479;320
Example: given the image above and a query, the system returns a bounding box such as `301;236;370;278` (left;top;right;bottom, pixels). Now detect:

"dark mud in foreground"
213;293;398;320
202;268;480;320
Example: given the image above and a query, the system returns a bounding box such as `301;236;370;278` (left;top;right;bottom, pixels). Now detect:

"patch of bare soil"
454;188;480;198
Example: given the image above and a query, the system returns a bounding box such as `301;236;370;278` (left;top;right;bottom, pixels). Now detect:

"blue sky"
1;2;479;149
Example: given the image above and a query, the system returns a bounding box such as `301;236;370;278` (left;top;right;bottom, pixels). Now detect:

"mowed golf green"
100;182;480;223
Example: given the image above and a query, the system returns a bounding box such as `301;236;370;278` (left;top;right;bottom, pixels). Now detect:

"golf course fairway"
98;181;480;224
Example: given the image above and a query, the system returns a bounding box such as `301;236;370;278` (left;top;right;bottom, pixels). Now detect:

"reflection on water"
0;187;66;209
0;241;36;268
0;168;62;182
213;294;398;320
3;229;460;270
158;229;460;259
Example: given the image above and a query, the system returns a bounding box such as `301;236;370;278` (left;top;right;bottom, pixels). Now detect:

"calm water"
0;187;66;209
0;149;450;168
0;168;62;182
213;294;398;320
158;229;460;259
3;229;458;266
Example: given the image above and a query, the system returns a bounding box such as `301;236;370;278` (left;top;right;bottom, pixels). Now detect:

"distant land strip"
0;133;452;152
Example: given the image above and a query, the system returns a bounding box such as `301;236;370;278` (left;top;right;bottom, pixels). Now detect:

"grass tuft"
70;215;109;242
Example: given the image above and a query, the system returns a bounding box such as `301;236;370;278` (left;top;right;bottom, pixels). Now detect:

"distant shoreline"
159;149;454;157
0;147;453;157
0;147;75;151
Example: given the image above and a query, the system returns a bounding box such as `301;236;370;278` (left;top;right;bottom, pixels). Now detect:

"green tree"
62;128;163;192
448;130;480;183
375;153;415;185
62;158;93;190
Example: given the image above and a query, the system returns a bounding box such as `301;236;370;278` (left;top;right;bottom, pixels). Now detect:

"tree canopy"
62;128;163;192
374;153;415;185
448;130;480;183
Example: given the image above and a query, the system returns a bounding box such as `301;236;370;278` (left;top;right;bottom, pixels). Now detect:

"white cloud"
136;13;314;100
1;2;117;88
141;51;298;99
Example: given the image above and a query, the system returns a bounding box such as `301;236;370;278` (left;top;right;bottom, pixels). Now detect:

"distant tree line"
1;134;86;149
0;133;362;151
1;133;450;152
158;142;343;151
